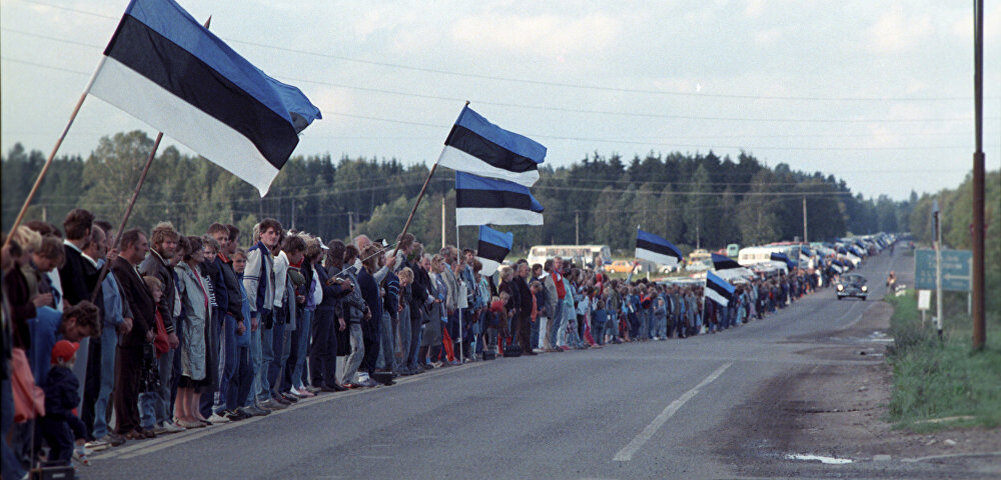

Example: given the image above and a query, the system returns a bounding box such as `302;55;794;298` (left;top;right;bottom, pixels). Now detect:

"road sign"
914;249;972;291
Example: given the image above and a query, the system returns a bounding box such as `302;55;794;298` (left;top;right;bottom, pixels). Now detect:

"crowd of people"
0;209;846;478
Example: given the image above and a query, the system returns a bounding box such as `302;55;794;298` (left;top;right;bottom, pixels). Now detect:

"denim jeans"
91;326;118;438
257;314;275;403
547;302;563;348
219;313;238;411
290;309;313;389
2;379;27;480
377;311;394;370
396;304;411;370
269;320;288;396
344;322;365;382
247;322;263;406
529;314;540;350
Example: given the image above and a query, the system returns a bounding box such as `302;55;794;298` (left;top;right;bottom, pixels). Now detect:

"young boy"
39;340;90;466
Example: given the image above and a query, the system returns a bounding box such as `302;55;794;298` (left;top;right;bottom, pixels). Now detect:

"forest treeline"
3;130;918;253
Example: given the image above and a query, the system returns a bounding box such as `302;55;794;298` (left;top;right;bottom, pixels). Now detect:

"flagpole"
2;57;106;248
456;222;464;362
392;101;470;257
89;17;212;303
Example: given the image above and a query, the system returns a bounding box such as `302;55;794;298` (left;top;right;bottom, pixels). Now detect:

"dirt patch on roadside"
711;300;1001;478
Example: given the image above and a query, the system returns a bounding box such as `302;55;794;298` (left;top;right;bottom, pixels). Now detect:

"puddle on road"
785;453;854;464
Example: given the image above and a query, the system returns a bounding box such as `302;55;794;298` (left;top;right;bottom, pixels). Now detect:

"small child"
592;300;608;345
39;340;90;466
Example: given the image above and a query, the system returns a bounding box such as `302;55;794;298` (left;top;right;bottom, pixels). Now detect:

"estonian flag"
705;270;735;307
771;252;796;270
634;229;682;267
476;225;513;276
455;172;544;226
88;0;321;196
438;106;546;187
711;252;742;270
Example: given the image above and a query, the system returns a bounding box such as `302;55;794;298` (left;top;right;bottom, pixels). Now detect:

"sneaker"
207;413;231;424
152;424;168;435
73;450;91;466
162;421;185;434
305;385;322;394
84;438;110;452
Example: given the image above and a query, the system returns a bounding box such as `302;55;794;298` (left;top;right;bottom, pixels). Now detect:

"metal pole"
456;222;464;362
935;207;943;340
441;197;446;249
971;0;986;350
802;196;808;244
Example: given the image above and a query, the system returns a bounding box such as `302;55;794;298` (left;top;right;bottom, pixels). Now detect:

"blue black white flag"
634;229;682;267
771;252;797;270
705;270;735;307
455;172;544;226
89;0;321;196
711;252;742;270
438;106;546;187
476;225;513;276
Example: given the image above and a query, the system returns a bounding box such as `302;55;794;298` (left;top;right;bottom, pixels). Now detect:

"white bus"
737;244;801;267
526;245;612;269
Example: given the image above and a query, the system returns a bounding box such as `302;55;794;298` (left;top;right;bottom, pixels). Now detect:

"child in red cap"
38;340;91;466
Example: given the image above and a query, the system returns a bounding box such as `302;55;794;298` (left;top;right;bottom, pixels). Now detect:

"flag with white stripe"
476;225;513;276
89;0;321;196
705;270;735;307
635;229;682;267
455;172;544;226
439;106;546;187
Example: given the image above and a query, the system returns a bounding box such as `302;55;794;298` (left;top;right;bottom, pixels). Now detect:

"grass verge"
885;290;1001;432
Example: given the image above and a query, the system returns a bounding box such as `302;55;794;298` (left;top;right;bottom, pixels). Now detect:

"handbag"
153;310;169;357
10;347;45;422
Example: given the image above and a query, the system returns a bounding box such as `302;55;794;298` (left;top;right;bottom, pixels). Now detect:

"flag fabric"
438;106;546;187
770;252;796;270
455;172;544;226
705;270;735;307
89;0;321;196
711;252;741;270
634;229;682;267
476;225;513;276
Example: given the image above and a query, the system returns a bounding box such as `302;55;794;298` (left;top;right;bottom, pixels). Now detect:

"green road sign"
914;249;972;291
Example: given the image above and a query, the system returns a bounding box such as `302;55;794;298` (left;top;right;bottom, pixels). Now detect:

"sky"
2;0;999;201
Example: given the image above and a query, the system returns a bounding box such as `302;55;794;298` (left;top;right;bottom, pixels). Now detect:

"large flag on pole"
476;225;513;276
705;270;735;307
438;106;546;187
455;172;544;226
711;252;741;270
635;229;682;267
89;0;321;196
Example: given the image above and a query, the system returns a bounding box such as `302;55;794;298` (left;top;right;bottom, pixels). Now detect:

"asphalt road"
88;251;913;480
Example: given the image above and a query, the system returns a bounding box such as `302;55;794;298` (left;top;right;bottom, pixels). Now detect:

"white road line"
613;362;732;462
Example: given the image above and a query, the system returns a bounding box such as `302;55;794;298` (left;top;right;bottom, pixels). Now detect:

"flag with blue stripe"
476;225;513;276
634;229;682;267
439;106;546;187
705;270;735;307
89;0;321;196
455;172;544;226
771;252;797;270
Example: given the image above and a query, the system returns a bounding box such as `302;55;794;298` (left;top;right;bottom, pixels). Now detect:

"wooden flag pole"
89;17;211;303
392;100;469;257
3;86;93;249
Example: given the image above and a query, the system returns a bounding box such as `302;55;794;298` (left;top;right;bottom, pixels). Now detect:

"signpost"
914;249;972;291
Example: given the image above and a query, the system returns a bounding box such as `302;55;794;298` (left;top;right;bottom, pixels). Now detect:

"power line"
6;3;997;103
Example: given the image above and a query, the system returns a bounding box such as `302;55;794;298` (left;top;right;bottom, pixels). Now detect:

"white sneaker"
162;421;185;433
207;413;231;424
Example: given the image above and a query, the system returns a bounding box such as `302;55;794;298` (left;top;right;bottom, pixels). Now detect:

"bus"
526;245;611;269
737;244;801;266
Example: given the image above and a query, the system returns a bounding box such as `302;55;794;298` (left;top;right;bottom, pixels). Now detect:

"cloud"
868;5;933;53
745;0;764;19
450;13;620;59
753;27;783;46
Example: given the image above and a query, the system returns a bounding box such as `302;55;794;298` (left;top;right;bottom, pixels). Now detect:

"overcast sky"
2;0;999;201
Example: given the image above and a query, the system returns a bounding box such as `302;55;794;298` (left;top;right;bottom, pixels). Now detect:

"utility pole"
695;223;700;250
347;211;354;239
575;211;580;245
972;0;986;350
802;196;808;244
934;199;943;340
291;197;296;231
441;197;446;249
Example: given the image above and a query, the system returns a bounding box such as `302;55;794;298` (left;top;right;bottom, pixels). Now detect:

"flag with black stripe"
770;252;797;270
711;252;741;270
438;106;546;187
455;172;544;226
635;229;682;267
88;0;321;196
476;225;513;276
705;270;735;307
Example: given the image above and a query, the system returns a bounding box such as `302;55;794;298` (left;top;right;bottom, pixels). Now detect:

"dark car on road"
836;273;868;300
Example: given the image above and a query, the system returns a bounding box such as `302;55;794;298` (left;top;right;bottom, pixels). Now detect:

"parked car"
836;273;868;300
605;260;641;273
